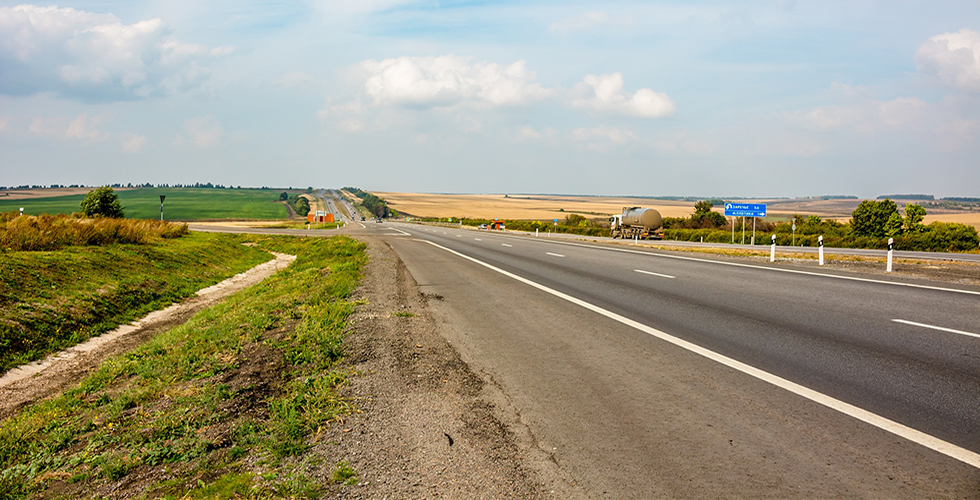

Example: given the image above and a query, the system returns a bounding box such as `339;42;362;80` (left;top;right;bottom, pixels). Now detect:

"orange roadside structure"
307;213;335;223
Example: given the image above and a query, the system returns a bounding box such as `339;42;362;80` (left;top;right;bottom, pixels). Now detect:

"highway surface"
195;220;980;497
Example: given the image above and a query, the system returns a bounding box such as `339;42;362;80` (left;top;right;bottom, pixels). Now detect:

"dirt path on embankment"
0;252;295;420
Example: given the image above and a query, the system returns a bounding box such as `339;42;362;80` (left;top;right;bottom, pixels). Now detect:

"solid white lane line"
419;239;980;470
551;240;980;296
635;269;676;279
475;238;482;241
893;319;980;339
546;252;565;258
502;244;513;247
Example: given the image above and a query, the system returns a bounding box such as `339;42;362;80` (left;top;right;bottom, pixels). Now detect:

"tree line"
343;187;391;217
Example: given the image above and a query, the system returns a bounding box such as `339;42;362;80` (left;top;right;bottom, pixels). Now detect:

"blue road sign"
724;203;767;217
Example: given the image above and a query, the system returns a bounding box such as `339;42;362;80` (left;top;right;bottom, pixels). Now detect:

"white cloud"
548;12;636;33
571;73;676;118
340;119;363;133
175;115;223;148
0;117;10;133
916;29;980;92
796;97;927;134
28;113;109;141
518;125;542;141
357;55;554;108
120;133;146;153
569;126;637;151
273;72;317;89
0;5;230;101
654;131;716;156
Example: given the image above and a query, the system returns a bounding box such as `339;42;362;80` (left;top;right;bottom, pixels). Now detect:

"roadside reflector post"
159;195;166;221
536;228;538;237
818;235;824;266
19;207;23;216
770;234;776;262
887;237;894;272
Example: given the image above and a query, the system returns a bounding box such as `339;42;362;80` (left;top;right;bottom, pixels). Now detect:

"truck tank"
621;207;662;230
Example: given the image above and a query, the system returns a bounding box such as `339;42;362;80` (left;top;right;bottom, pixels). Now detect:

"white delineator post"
818;235;824;266
770;234;776;263
536;228;538;237
887;237;894;272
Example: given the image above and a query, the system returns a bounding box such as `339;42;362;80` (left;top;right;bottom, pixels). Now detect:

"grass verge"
0;235;366;499
0;232;272;373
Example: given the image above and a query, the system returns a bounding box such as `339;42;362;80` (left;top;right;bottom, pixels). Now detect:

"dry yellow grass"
924;212;980;231
376;192;701;220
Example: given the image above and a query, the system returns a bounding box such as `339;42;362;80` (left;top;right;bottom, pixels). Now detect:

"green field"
0;188;289;220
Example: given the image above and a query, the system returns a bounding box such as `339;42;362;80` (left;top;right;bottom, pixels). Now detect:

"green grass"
0;235;366;499
0;188;289;220
0;232;272;372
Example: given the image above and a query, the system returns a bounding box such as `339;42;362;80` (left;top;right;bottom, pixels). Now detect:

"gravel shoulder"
326;237;578;498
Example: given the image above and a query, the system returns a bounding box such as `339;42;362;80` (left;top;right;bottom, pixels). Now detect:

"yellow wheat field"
376;192;980;230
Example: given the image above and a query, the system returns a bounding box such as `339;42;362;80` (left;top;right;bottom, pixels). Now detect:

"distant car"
361;217;366;221
376;218;383;223
478;224;487;229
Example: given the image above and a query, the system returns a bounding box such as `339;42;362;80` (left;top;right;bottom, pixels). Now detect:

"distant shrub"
79;186;124;218
0;212;189;251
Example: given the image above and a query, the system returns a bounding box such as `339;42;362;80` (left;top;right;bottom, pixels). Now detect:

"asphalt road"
195;221;980;497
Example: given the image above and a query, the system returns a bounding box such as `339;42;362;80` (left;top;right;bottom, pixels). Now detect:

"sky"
1;1;979;198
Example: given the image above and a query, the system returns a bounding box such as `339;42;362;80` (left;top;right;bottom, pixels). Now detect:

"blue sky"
1;1;979;198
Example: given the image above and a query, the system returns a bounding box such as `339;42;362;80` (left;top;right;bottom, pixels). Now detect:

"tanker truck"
610;207;663;239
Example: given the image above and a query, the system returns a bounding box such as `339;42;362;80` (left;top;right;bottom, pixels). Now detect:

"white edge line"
502;243;513;247
387;227;411;236
546;252;565;258
548;239;980;297
419;239;980;470
635;269;676;279
893;319;980;339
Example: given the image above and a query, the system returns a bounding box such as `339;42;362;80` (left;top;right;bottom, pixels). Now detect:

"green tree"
904;204;926;232
884;212;904;237
690;201;726;228
850;199;898;238
279;191;288;201
79;186;124;218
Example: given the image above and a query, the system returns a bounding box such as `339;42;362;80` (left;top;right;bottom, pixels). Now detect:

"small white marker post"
536;228;538;237
19;207;24;216
818;235;824;266
770;234;776;263
887;237;894;272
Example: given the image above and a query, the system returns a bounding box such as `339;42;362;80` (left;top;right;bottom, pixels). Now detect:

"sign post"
770;234;776;262
724;203;767;246
818;235;824;266
887;238;894;272
792;217;796;247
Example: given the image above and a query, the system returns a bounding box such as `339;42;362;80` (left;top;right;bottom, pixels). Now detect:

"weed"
331;461;358;485
0;211;189;251
392;311;415;317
